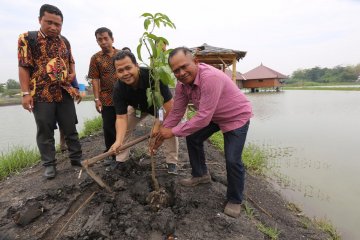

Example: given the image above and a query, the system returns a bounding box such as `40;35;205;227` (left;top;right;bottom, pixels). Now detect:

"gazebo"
190;43;246;82
241;63;288;91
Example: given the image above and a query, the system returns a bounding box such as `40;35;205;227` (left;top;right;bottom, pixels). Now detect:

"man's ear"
193;57;199;64
38;16;41;24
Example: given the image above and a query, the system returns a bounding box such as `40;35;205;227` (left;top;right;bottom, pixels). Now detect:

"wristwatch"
94;98;99;102
21;91;30;97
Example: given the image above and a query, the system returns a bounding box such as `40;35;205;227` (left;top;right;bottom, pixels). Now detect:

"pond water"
246;90;360;240
0;101;99;152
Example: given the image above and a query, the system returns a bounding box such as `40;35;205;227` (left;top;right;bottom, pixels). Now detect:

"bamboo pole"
232;57;237;83
81;134;150;168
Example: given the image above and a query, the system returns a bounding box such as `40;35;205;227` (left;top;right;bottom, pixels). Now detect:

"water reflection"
0;102;99;153
246;90;360;240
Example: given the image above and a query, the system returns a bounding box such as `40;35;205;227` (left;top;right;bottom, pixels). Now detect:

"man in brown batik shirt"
18;4;82;179
88;27;119;167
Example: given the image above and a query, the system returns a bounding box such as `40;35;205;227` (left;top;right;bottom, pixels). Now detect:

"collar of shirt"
101;47;117;56
39;28;61;40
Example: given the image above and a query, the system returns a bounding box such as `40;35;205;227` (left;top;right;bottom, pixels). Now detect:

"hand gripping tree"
136;13;176;210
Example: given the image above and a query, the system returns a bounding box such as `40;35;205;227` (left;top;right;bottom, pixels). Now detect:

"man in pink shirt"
158;47;252;218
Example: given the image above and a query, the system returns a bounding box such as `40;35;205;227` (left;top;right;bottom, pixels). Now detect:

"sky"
1;0;360;84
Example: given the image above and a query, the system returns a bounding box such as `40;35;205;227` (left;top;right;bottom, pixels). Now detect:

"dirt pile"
0;119;330;239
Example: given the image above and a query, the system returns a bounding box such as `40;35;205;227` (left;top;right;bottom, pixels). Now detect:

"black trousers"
101;106;116;152
33;90;82;166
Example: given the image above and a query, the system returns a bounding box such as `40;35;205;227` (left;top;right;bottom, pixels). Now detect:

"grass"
0;147;40;180
314;218;341;240
79;116;103;138
243;201;256;218
257;223;281;240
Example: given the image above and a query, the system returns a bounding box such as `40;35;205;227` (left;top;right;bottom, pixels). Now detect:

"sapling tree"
136;12;176;209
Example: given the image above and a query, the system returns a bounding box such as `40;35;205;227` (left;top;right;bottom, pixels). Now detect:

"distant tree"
289;64;360;84
85;75;92;87
6;79;20;89
0;83;5;93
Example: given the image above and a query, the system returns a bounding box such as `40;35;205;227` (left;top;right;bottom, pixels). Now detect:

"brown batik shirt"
87;48;120;106
17;30;78;102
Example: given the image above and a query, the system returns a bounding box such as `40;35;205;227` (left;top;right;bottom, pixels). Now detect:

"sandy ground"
0;117;330;240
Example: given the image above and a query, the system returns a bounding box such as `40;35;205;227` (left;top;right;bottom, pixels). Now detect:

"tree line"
287;64;360;84
0;79;21;96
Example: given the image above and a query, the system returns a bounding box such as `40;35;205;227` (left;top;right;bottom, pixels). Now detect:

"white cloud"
1;0;359;83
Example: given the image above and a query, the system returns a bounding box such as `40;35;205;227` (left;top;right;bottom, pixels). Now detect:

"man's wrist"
21;91;30;97
94;98;99;101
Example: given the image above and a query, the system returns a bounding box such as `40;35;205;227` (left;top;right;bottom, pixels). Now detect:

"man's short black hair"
95;27;113;39
121;47;131;52
113;50;138;66
40;4;63;21
168;47;193;65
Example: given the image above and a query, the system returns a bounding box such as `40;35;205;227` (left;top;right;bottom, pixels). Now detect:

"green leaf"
154;13;163;18
147;33;158;41
157;37;169;45
162;14;171;22
154;19;160;28
154;91;164;108
146;88;153;107
144;19;151;31
148;39;157;59
141;13;153;18
158;66;176;87
137;44;143;62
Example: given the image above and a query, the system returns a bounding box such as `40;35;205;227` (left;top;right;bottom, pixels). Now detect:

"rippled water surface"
246;90;360;240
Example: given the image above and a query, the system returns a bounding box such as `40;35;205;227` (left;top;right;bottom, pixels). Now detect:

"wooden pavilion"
241;64;288;92
190;43;246;82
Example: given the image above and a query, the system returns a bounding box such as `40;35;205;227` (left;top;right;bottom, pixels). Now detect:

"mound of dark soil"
0;117;330;240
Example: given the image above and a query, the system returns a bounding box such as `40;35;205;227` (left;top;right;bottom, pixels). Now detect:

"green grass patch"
243;201;256;218
79;116;103;138
314;218;341;240
257;223;281;240
0;147;40;180
242;143;268;175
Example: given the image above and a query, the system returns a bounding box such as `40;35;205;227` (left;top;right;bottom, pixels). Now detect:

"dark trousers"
186;121;250;203
33;90;82;166
101;106;116;152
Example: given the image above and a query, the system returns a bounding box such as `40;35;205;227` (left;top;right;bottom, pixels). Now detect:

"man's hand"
95;99;102;113
74;89;82;104
151;119;161;137
109;141;122;154
21;95;34;112
160;126;174;139
149;132;164;155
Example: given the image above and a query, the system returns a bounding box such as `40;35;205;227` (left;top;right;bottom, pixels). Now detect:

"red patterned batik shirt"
87;48;120;106
18;30;78;102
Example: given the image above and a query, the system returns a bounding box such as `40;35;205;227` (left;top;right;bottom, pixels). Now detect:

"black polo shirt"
113;67;173;115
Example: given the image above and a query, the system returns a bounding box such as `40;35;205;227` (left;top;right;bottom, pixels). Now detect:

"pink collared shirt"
163;63;253;137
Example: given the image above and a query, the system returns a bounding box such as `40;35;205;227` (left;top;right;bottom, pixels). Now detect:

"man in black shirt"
110;51;178;173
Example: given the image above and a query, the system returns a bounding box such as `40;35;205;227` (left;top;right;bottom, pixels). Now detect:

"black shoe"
103;156;115;166
44;166;56;179
71;160;83;167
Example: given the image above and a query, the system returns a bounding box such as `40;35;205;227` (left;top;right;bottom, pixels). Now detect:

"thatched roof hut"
190;43;246;82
